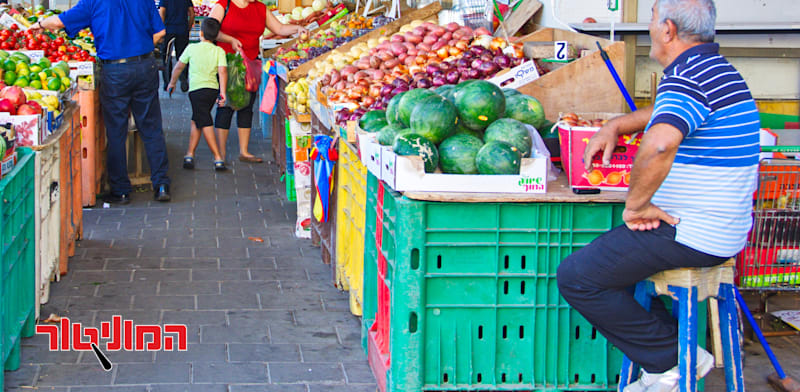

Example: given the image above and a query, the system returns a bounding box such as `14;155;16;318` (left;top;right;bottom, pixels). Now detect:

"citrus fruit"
13;77;29;87
46;76;61;91
28;79;42;89
3;59;16;72
29;64;42;74
3;70;16;85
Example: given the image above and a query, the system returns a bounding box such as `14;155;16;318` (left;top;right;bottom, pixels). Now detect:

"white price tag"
9;50;44;63
69;61;94;78
304;21;319;31
554;41;569;61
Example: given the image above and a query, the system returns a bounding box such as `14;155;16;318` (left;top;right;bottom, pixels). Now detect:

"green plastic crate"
362;172;629;391
1;147;36;383
759;112;799;129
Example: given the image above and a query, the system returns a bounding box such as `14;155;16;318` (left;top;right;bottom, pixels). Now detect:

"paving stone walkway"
3;87;377;391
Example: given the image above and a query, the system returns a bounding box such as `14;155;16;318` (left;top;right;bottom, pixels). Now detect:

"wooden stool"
126;129;152;191
618;259;745;392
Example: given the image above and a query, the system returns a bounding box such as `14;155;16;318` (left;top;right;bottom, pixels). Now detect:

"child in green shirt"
168;17;228;171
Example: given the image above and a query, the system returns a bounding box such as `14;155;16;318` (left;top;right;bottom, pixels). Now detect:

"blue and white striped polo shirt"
647;43;760;257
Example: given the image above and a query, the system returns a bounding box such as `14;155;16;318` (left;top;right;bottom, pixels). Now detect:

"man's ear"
663;19;678;42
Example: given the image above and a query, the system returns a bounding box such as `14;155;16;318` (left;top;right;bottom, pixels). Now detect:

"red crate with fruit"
558;112;640;191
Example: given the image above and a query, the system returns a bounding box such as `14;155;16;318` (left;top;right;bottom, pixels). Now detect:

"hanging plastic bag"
260;60;279;115
225;52;251;111
242;52;262;93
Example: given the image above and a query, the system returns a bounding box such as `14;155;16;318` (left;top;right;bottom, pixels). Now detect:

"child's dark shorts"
188;88;219;128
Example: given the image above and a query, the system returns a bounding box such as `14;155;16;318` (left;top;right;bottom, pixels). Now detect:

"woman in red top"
210;0;307;163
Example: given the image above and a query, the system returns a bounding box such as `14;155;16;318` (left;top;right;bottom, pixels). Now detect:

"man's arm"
187;5;195;32
159;6;166;22
153;29;166;46
35;15;66;31
583;105;653;171
622;122;683;231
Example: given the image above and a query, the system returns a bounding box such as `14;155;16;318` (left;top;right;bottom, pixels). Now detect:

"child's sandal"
183;155;194;170
214;160;227;171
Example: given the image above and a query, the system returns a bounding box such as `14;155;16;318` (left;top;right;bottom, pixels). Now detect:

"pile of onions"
325;22;526;126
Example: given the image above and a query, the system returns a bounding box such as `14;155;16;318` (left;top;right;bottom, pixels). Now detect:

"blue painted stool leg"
718;283;745;392
618;281;654;391
674;285;699;392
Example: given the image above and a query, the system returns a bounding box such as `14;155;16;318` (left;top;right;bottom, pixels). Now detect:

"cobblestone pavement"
3;87;377;391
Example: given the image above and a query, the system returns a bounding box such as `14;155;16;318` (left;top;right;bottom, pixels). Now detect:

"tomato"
66;45;77;53
35;33;49;42
54;37;65;46
57;45;67;53
9;24;18;31
1;41;11;50
0;30;9;39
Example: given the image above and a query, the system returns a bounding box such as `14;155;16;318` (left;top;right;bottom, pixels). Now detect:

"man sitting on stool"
557;0;760;390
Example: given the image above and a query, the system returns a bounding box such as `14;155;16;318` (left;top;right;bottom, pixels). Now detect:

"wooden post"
622;0;637;107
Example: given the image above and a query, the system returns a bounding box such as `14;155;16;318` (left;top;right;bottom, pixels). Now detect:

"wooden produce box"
285;2;441;81
515;28;627;122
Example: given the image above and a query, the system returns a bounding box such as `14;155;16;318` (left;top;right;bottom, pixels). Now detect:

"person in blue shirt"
159;0;194;92
34;0;172;203
557;0;760;391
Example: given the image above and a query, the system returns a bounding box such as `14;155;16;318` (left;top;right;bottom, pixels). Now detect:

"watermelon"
385;92;406;126
502;88;521;98
438;133;484;174
484;118;533;157
451;79;478;103
397;88;438;127
435;84;455;99
392;133;439;173
454;121;483;140
377;124;405;146
539;120;557;138
454;80;505;131
504;94;546;130
359;110;388;133
476;141;521;175
409;95;458;144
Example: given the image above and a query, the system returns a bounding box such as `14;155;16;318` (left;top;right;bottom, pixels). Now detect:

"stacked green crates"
1;147;36;390
362;172;628;391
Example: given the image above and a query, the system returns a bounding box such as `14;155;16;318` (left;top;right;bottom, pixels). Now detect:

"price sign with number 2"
554;41;568;61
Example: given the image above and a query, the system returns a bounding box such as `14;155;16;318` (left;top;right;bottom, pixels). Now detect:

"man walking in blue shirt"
159;0;194;92
34;0;172;203
557;0;759;391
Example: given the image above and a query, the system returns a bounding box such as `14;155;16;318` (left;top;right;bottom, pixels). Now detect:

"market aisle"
3;89;377;391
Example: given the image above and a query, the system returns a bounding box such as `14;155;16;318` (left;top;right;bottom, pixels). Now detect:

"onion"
437;46;450;59
441;32;453;41
494;54;511;68
448;46;461;56
412;72;426;81
432;75;446;87
418;42;432;52
469;45;487;56
417;78;432;89
480;53;494;63
362;96;375;107
405;33;422;44
471;58;483;70
426;63;441;74
422;22;437;31
478;61;499;76
512;57;524;67
392;77;409;88
329;70;341;85
380;84;394;97
423;35;438;45
407;48;419;56
446;70;460;84
391;86;409;95
383;58;400;69
431;41;446;52
404;56;416;66
430;26;446;37
455;40;469;51
390;34;405;43
412;27;426;36
431;70;444;79
416;55;427;65
321;73;331;86
371;69;386;80
445;22;460;32
456;58;471;69
403;42;415;51
467;68;480;79
398;53;408;62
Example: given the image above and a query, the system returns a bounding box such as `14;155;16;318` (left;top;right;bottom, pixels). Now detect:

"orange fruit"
586;169;605;186
605;171;622;185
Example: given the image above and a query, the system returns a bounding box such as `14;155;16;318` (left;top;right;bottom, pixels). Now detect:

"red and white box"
558;112;640;191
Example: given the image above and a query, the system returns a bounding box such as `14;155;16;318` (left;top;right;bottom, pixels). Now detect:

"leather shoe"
103;193;130;205
154;184;171;202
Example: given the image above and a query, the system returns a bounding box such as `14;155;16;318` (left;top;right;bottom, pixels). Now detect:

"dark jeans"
162;32;189;85
100;56;170;195
556;223;728;373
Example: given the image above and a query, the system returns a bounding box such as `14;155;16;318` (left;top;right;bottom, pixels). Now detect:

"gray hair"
656;0;716;42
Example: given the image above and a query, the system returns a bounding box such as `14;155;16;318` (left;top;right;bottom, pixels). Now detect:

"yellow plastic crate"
335;141;367;316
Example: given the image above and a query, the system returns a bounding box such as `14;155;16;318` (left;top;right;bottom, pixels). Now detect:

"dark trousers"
162;32;189;85
556;223;728;373
100;57;170;195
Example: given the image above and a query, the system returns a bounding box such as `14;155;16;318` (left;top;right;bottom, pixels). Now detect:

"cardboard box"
1;150;16;179
0;113;43;147
381;149;548;193
558;112;639;191
488;60;540;90
356;129;382;178
515;28;626;122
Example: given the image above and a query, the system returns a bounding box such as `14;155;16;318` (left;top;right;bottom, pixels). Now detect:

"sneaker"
623;348;714;392
154;184;171;202
102;192;130;205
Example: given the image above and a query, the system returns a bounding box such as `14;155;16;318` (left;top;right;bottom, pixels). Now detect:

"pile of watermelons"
357;80;546;175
